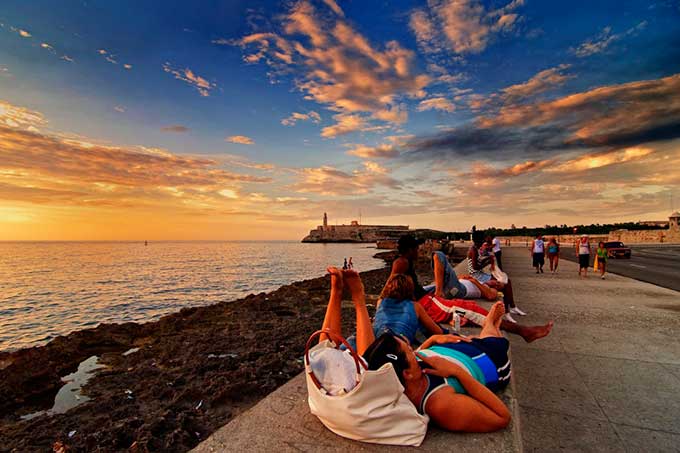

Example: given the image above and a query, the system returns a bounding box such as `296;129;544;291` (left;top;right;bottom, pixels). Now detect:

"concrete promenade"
194;247;680;452
504;246;680;452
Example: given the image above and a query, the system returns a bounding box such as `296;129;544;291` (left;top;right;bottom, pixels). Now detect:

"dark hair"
363;332;410;385
472;231;485;246
380;274;415;300
397;234;423;254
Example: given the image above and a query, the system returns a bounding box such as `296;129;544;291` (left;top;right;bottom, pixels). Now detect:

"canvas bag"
304;329;430;446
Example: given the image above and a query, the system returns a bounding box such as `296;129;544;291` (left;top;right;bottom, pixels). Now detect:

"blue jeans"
430;251;468;298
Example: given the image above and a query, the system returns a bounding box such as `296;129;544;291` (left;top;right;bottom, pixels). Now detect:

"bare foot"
522;321;554;343
487;301;505;329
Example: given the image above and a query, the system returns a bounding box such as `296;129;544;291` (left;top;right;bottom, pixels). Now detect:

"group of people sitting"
312;232;554;435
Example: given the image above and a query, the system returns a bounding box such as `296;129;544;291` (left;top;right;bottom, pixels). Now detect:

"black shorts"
579;254;590;268
532;253;545;266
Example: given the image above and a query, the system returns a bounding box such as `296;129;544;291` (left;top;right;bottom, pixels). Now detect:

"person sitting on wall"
390;235;553;343
467;231;527;323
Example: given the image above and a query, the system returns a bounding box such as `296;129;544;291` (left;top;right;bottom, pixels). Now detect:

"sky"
0;0;679;240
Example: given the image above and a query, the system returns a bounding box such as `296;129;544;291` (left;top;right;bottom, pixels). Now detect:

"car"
604;241;632;258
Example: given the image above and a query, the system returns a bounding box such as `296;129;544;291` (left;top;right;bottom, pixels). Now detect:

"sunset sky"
1;0;679;240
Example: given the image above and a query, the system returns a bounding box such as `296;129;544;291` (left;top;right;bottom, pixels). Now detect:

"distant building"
302;213;410;243
637;220;669;228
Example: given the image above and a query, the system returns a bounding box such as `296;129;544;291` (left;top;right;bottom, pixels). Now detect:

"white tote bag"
304;329;429;446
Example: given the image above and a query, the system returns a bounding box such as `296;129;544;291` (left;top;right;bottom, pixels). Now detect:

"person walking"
492;235;503;270
595;241;608;279
348;257;354;269
547;237;560;273
343;257;348;270
576;235;591;278
531;234;545;274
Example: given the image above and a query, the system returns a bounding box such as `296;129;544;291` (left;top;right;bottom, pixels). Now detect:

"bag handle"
304;328;366;391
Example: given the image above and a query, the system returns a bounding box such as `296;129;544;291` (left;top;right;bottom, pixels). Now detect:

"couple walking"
530;235;560;274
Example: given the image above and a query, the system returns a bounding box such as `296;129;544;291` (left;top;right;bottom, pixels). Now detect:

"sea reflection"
0;241;383;351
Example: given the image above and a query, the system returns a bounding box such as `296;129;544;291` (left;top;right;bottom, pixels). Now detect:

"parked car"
604;241;632;258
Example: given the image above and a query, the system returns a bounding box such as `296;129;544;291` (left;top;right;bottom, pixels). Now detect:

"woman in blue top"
372;273;446;345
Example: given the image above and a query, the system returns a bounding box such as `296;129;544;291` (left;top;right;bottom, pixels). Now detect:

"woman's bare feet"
480;302;505;338
519;321;554;343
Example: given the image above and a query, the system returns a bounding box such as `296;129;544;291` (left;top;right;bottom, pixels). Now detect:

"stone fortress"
301;213;411;243
609;211;680;243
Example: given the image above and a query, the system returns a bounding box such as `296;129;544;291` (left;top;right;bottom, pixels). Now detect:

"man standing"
492;235;503;270
531;234;545;274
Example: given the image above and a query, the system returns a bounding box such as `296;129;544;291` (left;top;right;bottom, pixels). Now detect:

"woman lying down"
318;267;511;433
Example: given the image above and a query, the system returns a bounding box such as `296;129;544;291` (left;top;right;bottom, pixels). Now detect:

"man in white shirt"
492;236;502;270
531;234;545;274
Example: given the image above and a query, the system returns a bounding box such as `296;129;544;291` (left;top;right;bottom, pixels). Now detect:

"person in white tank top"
576;235;591;278
531;235;546;273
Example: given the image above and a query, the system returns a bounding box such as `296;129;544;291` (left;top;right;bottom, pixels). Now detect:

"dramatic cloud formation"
410;0;524;55
226;135;255;145
407;73;680;159
162;62;216;97
233;0;429;136
0;102;271;213
571;21;647;57
281;111;321;126
161;125;189;133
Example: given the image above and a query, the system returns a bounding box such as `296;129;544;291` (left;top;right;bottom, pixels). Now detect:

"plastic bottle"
451;312;461;332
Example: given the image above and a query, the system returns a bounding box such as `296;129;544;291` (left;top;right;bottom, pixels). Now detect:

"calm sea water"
0;241;384;352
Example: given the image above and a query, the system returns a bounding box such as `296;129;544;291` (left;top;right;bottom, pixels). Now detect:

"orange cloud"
281;111;321;126
479;73;680;147
236;0;429;136
290;161;400;196
417;97;456;113
162;62;216;97
346;143;399;159
410;0;524;55
226;135;255;145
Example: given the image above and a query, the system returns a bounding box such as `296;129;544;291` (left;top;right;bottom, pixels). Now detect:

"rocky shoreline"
0;250;434;452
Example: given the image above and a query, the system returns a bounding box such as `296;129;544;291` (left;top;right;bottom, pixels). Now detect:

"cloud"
12;28;31;38
61;55;74;63
162;62;217;97
321;0;344;16
289;161;400;196
546;147;654;173
499;64;573;103
320;113;368;138
346;143;399;158
405;73;680;160
409;0;524;55
226;135;255;145
40;43;53;51
235;1;429;136
281;110;321;126
417;97;456;112
161;125;190;133
0;101;272;211
571;21;648;58
123;64;132;70
113;106;126;113
0;100;47;130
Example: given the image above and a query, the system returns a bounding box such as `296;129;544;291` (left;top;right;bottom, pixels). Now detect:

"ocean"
0;241;385;352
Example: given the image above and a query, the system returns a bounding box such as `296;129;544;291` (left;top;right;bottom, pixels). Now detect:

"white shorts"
460;279;482;299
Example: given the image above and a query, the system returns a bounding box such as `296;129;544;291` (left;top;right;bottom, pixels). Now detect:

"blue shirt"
373;298;419;344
